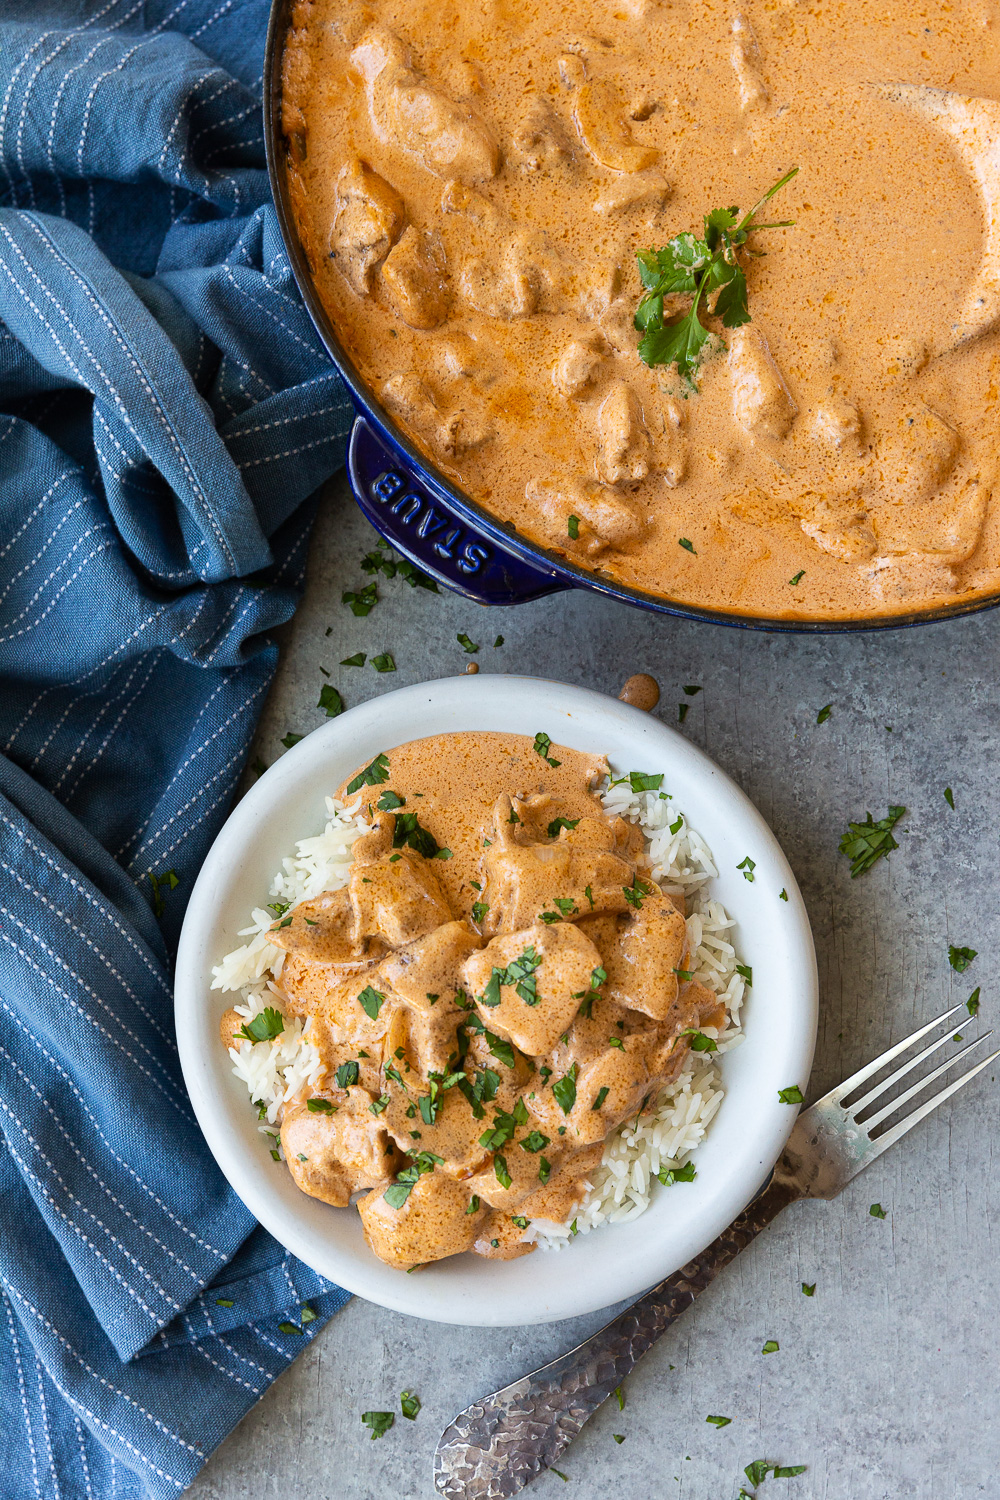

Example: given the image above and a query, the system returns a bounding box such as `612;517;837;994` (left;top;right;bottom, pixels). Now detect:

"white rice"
211;774;745;1237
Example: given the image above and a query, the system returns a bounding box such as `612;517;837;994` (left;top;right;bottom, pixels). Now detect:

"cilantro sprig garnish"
238;1007;284;1045
634;167;798;389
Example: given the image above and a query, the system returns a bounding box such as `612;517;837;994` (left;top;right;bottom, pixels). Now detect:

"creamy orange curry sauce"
282;0;1000;621
222;733;721;1269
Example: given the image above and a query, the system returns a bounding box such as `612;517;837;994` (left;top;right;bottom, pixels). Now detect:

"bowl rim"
262;0;1000;635
175;674;819;1326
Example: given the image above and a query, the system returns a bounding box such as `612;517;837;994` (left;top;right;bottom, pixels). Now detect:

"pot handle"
346;415;571;606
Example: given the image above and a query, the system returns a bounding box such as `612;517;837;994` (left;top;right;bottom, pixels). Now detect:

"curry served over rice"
220;733;724;1268
282;0;1000;621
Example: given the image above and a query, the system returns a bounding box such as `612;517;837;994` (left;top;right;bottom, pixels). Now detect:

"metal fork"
434;1005;998;1498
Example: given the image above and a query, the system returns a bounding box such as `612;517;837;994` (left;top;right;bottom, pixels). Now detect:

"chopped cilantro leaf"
346;753;390;795
567;514;580;540
335;1061;360;1088
371;652;396;673
678;703;689;724
361;1410;394;1440
280;732;303;749
682;1028;718;1052
457;632;479;653
669;814;684;834
494;1153;512;1190
816;703;832;724
343;582;378;616
801;1282;816;1296
400;1390;420;1420
967;988;981;1017
552;1064;578;1114
472;900;490;924
533;731;561;767
547;816;581;838
392;810;443;859
779;887;788;901
657;1160;696;1185
340;653;366;667
538;1156;551;1184
869;1202;887;1219
678;537;696;554
591;1086;610;1112
238;1008;284;1044
706;1415;731;1428
306;1097;336;1114
944;786;955;809
761;1340;779;1355
357;985;386;1020
278;1321;302;1335
778;1084;803;1104
377;789;406;811
521;1130;550;1153
493;635;504;648
737;855;756;882
839;805;906;877
789;570;805;585
949;944;977;973
736;963;752;986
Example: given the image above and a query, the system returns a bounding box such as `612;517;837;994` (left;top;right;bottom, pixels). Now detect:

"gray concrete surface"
188;472;1000;1500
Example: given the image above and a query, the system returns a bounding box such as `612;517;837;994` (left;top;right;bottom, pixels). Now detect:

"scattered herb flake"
761;1340;779;1355
346;752;390;794
547;816;581;838
967;988;981;1017
238;1008;284;1044
215;1298;234;1308
801;1282;816;1296
357;985;386;1020
340;652;366;667
591;1086;610;1112
146;867;179;919
567;514;580;540
371;652;396;673
280;732;303;749
779;888;788;901
944;786;955;808
683;684;702;696
736;963;752;986
816;703;832;725
472;900;490;924
615;1385;626;1411
552;1064;578;1114
737;856;756;883
538;1156;551;1184
613;1434;625;1444
457;632;479;653
343;582;378;617
317;684;344;719
679;537;696;554
361;1410;394;1440
678;703;689;724
869;1202;887;1219
494;1153;512;1190
306;1097;336;1115
278;1321;302;1335
657;1160;696;1185
533;731;561;767
493;635;504;648
300;1304;317;1325
335;1061;360;1089
949;944;977;973
839;805;906;877
706;1415;731;1428
400;1390;420;1420
777;1085;803;1105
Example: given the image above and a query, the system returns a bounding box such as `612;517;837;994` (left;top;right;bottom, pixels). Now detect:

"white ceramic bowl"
175;675;817;1326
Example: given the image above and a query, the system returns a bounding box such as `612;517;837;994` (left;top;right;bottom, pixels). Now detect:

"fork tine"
860;1031;993;1132
817;1004;966;1106
848;1023;976;1116
856;1045;1000;1164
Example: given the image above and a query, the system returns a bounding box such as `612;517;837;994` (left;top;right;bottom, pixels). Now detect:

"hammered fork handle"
433;1171;802;1499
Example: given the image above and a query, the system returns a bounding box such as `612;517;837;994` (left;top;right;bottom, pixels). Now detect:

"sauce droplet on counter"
619;673;659;712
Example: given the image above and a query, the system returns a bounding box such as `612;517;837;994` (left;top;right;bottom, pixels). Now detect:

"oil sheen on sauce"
282;0;1000;622
223;732;723;1269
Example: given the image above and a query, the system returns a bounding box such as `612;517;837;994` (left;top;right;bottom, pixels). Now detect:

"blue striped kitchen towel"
0;2;356;1494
